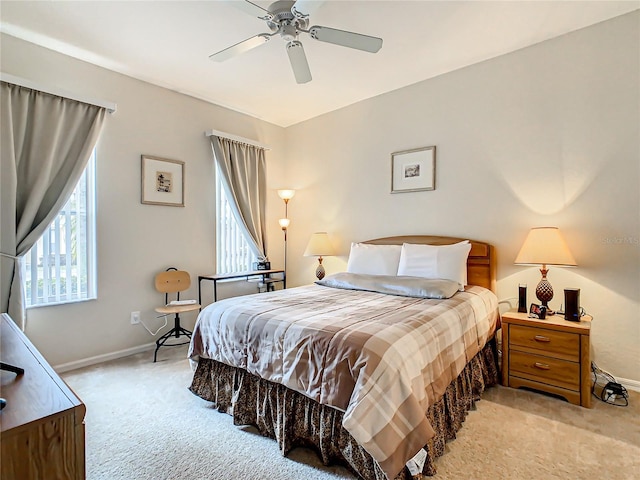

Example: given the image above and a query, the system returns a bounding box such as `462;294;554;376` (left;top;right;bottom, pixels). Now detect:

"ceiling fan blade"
209;34;271;62
309;26;383;53
225;0;273;21
291;0;324;20
286;41;312;84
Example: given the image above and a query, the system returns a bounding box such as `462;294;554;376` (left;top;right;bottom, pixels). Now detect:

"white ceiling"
1;1;638;127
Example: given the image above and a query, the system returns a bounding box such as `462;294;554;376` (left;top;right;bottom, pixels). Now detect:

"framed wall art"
141;155;185;207
391;146;436;193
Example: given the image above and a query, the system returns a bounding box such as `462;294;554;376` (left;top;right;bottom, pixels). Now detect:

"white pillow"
397;241;472;291
346;243;402;276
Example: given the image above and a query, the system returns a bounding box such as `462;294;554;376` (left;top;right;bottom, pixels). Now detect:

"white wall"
283;12;639;382
0;33;287;366
1;12;638;384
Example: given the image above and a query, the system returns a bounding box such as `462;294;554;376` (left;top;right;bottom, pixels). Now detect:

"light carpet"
62;346;640;480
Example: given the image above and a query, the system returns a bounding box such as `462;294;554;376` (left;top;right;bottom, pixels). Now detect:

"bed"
188;236;500;479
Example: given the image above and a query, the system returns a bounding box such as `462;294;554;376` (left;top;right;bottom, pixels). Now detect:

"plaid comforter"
188;283;498;479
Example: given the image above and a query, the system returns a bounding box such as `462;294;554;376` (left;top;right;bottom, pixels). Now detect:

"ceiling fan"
210;0;383;84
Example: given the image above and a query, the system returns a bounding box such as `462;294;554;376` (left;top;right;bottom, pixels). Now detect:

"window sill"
26;296;97;310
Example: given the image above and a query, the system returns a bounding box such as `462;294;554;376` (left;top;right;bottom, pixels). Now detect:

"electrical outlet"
130;311;140;324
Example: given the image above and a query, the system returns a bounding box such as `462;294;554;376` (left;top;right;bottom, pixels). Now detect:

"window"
216;165;256;274
23;151;97;307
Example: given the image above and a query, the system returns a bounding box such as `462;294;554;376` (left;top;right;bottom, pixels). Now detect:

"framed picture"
391;146;436;193
141;155;185;207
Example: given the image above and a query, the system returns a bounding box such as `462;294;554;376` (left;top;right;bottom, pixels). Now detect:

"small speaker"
518;284;527;313
564;288;580;321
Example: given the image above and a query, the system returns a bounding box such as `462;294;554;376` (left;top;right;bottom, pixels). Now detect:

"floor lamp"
277;189;295;273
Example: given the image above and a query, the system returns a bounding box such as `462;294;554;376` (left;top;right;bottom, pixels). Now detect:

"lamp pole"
277;189;294;276
283;221;288;273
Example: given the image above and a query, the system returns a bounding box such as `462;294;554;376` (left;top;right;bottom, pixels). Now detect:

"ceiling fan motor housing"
266;1;309;37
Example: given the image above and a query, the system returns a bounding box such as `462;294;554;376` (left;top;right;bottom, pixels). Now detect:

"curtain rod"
0;72;117;113
205;129;270;150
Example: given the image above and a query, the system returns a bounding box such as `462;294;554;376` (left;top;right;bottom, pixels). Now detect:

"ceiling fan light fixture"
280;23;299;42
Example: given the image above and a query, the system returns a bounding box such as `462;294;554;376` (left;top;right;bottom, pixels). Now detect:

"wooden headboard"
363;235;496;293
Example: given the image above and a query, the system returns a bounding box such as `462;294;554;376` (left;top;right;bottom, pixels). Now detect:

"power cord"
139;314;169;336
591;362;629;407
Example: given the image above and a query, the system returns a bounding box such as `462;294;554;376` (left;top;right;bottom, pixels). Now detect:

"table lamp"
304;232;335;280
514;227;576;314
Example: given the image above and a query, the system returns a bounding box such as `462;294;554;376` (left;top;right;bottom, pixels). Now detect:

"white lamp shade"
277;189;295;201
278;218;290;228
515;227;577;266
304;232;335;257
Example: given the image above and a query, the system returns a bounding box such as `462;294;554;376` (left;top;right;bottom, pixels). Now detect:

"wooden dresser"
0;313;86;479
501;309;592;408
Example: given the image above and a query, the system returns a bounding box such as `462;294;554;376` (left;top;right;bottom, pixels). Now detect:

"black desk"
198;269;286;305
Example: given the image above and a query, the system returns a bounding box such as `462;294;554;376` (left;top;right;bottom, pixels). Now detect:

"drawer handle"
534;335;551;343
534;362;551;370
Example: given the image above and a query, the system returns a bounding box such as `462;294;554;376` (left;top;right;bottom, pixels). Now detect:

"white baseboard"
53;342;156;373
618;376;640;393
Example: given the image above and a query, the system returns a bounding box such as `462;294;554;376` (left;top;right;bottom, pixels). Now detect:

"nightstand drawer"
509;350;580;390
510;324;579;360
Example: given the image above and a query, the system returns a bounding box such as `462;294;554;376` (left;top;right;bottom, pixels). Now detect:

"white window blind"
216;166;256;274
23;151;97;306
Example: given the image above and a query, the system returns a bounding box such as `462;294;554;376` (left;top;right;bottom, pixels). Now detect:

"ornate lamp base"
315;257;326;280
536;266;555;315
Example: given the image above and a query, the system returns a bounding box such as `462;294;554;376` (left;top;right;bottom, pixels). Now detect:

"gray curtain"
210;136;268;261
0;81;107;327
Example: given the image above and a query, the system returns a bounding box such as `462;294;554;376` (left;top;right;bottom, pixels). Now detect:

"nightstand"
501;309;592;408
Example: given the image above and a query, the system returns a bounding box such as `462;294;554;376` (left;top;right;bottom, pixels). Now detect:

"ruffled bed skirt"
189;338;499;479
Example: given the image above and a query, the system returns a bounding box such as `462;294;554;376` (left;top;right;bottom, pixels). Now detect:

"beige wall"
1;11;638;383
283;12;639;382
0;33;287;366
